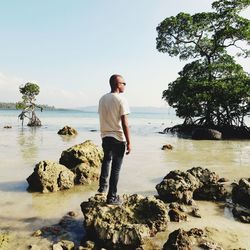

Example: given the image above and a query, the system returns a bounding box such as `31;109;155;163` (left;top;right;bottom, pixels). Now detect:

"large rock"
192;128;222;140
80;194;169;249
231;178;250;223
59;140;103;169
163;228;223;250
57;126;78;136
156;167;228;204
59;140;103;184
27;160;75;193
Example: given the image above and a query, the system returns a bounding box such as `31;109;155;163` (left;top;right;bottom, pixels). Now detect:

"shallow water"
0;110;249;249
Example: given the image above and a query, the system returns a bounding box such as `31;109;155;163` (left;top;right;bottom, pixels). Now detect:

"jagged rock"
168;209;187;222
163;228;223;250
80;194;168;249
156;167;228;204
232;206;250;223
58;126;78;136
232;178;250;208
161;144;173;150
52;240;74;250
59;140;103;185
192;128;222;140
191;207;201;218
27;160;75;193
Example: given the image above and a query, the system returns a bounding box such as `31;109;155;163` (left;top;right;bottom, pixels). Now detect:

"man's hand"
126;143;131;155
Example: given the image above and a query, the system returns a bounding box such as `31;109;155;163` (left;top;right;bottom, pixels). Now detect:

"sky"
0;0;249;108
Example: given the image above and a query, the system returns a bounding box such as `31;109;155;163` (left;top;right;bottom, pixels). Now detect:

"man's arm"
121;114;131;154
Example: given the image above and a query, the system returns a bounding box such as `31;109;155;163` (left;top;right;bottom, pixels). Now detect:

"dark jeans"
99;136;126;200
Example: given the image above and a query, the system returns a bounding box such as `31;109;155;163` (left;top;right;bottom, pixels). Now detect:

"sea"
0;109;249;249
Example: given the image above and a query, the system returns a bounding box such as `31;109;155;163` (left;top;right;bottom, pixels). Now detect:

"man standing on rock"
98;74;131;205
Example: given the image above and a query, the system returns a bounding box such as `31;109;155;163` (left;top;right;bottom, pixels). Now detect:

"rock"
32;229;43;237
161;144;173;150
218;177;229;183
168;209;187;222
232;178;250;208
57;126;78;135
191;207;201;218
53;240;74;250
163;228;222;250
3;125;12;129
59;140;103;170
59;140;103;184
27;160;75;193
192;128;222;140
68;211;77;217
80;194;168;249
156;167;228;204
232;206;250;223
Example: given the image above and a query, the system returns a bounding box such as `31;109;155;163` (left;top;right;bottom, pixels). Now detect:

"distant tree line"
0;102;55;110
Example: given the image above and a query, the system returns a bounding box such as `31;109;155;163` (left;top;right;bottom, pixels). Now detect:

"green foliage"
157;0;250;127
19;82;40;104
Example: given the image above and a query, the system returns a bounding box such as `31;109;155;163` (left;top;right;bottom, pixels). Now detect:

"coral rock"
27;160;75;193
80;194;168;249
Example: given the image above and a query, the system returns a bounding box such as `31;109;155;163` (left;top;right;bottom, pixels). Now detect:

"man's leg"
98;137;112;192
107;140;125;200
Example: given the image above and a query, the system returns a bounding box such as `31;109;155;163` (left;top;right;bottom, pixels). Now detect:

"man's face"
116;76;126;93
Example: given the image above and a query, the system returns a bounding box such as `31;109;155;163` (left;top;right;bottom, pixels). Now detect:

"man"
98;74;131;205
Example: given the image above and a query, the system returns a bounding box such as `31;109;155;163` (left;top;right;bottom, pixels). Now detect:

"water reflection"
17;127;41;163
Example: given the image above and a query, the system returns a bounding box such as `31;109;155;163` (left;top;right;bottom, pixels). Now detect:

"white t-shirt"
98;92;130;142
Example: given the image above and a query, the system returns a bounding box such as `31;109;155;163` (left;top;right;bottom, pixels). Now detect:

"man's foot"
97;186;107;195
106;196;122;206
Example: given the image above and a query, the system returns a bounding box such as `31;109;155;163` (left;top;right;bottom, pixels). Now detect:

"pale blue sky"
0;1;249;108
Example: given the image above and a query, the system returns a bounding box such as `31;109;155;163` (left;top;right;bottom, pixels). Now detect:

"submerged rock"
156;167;228;204
59;140;103;185
161;144;173;150
80;194;168;249
58;126;78;136
27;160;75;193
163;228;223;250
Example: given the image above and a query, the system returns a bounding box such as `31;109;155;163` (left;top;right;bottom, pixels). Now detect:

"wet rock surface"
57;126;78;135
231;178;250;223
80;194;169;249
163;228;223;250
27;160;75;193
156;167;228;204
232;178;250;208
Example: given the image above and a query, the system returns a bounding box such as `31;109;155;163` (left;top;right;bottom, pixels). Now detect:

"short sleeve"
120;97;130;116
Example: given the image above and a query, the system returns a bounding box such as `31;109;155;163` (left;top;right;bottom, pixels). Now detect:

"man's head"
109;74;126;93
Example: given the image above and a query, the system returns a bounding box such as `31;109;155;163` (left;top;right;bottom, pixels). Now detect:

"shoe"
97;186;107;195
106;196;122;206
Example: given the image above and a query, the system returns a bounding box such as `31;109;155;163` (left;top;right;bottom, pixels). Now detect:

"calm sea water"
0;109;249;249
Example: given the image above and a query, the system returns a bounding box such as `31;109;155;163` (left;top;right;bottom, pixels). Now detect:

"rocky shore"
23;166;249;249
13;138;248;249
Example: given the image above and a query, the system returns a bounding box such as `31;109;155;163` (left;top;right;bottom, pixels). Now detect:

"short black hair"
109;74;122;91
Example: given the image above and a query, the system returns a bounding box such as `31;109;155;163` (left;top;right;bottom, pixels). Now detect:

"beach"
0;109;250;249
